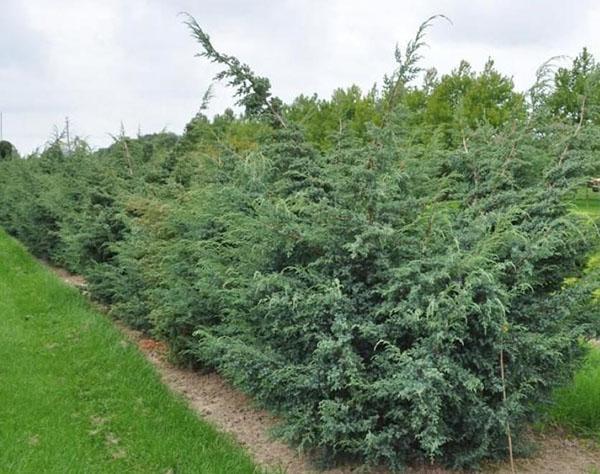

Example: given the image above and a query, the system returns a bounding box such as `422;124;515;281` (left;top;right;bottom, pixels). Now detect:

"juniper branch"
182;13;287;128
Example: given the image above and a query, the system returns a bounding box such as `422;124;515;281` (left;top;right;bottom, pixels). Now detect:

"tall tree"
547;48;600;124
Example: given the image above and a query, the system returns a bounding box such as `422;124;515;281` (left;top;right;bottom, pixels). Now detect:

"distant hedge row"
1;22;600;470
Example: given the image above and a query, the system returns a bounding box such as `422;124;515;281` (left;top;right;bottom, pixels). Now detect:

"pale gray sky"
2;0;598;153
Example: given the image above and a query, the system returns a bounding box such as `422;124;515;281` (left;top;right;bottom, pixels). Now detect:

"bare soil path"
45;262;600;473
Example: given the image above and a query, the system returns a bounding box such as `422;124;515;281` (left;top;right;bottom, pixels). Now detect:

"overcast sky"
2;0;599;154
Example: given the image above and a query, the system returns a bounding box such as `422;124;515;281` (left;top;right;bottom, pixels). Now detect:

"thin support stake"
500;348;516;474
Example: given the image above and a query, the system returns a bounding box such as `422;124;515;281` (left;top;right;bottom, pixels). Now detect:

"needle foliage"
1;18;599;470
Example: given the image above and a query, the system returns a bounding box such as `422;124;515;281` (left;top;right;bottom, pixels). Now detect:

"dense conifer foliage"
0;140;16;160
1;19;599;469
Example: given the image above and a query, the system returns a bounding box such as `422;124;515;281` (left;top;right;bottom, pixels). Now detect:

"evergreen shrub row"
1;19;599;469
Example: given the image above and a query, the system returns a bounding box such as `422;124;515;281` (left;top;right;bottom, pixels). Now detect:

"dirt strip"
45;262;600;473
118;323;334;474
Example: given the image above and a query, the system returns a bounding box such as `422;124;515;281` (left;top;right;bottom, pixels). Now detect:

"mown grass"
0;229;260;473
548;346;600;438
570;188;600;218
544;192;600;439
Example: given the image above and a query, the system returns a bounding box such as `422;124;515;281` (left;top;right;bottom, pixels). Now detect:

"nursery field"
0;229;259;473
1;211;600;474
2;14;600;472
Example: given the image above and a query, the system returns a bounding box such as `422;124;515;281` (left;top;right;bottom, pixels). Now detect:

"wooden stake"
500;349;516;474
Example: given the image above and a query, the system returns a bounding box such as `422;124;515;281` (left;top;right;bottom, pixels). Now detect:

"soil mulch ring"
45;262;600;473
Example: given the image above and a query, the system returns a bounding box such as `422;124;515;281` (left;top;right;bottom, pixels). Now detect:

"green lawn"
548;346;600;438
570;188;600;218
544;193;600;439
0;229;260;473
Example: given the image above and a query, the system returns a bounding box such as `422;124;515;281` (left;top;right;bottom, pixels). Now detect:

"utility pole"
1;112;3;141
65;116;71;153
